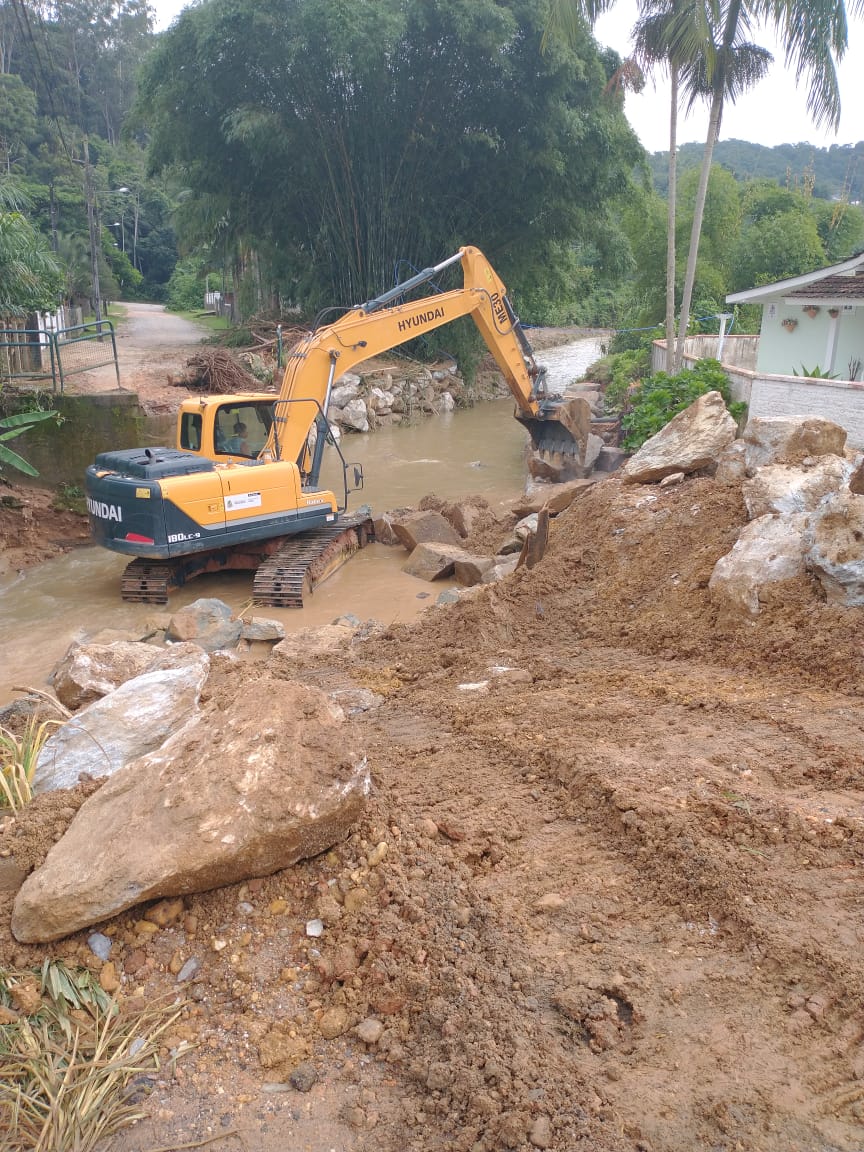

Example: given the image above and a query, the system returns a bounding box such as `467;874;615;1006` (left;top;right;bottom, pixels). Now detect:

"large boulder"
165;598;242;653
33;653;210;794
622;391;737;484
804;490;864;605
391;509;462;551
270;622;357;661
12;676;369;943
741;416;846;474
513;478;596;518
402;542;493;584
743;456;853;520
51;640;205;711
708;515;807;617
329;380;361;410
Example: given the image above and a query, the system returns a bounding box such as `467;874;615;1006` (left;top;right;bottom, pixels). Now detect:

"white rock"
336;397;370;433
709;514;807;617
33;654;211;794
367;387;394;413
437;391;456;413
515;513;540;540
52;640;203;711
743;456;853;520
805;490;864;605
622;391;737;484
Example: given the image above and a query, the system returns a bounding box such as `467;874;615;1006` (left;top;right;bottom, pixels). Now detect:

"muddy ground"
3;314;861;1149
3;473;864;1152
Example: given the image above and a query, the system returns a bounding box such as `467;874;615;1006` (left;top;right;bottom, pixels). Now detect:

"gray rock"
594;446;627;474
709;514;807;617
805;490;864;605
436;589;461;605
240;617;286;642
87;932;112;961
354;1018;384;1045
289;1063;318;1092
166;599;242;653
33;653;210;794
622;391;737;484
177;957;200;983
742;456;853;520
515;513;539;540
13;677;368;943
271;623;356;662
481;557;520;584
742;416;846;474
402;542;482;582
437;390;455;413
336;397;369;433
329;380;360;409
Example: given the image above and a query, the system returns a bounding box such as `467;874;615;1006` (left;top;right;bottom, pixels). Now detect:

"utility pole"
49;181;58;254
83;137;103;332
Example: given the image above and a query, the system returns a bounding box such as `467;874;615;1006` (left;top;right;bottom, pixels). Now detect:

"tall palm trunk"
674;86;722;372
665;66;679;373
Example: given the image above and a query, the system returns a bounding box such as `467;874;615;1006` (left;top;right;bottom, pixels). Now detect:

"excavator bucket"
515;396;597;482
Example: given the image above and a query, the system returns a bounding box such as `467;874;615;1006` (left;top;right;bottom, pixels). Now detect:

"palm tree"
632;0;714;371
674;0;862;371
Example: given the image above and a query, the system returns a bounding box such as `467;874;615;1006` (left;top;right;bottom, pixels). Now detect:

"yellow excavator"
86;246;590;605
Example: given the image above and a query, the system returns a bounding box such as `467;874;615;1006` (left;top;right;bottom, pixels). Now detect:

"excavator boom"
268;246;587;468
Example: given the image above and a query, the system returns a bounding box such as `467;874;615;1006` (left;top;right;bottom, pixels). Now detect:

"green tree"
674;0;862;371
0;186;63;315
138;0;641;313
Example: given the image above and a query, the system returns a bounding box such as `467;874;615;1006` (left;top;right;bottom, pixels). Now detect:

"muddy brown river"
0;337;604;704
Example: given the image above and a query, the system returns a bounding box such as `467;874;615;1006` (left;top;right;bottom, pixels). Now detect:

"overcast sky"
150;0;864;154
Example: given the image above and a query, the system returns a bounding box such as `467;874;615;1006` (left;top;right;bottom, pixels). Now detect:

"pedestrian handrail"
0;321;120;393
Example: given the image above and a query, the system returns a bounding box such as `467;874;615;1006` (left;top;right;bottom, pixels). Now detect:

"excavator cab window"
180;412;202;452
216;402;273;458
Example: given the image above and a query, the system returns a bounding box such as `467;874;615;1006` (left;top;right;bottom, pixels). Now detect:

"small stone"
144;898;184;928
99;962;120;994
87;932;112;962
534;892;566;913
318;1005;350;1039
343;1106;366;1130
306;919;324;938
529;1115;553;1149
288;1062;318;1092
211;937;227;952
354;1018;384;1045
316;895;343;925
183;914;198;936
177;957;200;983
659;471;685;488
417;818;439;838
168;951;184;976
366;842;388;868
269;898;288;915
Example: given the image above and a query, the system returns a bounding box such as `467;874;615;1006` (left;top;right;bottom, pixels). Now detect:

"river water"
0;336;604;704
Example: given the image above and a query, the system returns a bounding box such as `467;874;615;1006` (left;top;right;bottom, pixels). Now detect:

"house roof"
726;251;864;304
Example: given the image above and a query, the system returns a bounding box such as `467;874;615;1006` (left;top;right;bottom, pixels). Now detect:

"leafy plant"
0;961;183;1152
622;358;746;451
53;484;86;514
0;410;61;477
792;364;839;379
0;706;69;812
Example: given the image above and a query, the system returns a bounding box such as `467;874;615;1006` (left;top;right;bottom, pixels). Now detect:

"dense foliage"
137;0;642;315
620;359;745;450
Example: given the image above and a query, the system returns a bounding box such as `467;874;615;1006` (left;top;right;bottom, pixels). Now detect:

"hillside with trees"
648;139;864;203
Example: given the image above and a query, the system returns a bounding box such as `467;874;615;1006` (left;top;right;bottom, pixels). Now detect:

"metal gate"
0;321;120;393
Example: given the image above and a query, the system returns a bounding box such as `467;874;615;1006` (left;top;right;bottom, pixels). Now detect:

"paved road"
114;301;206;350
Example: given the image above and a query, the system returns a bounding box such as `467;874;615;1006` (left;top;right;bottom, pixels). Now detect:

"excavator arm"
267;246;587;469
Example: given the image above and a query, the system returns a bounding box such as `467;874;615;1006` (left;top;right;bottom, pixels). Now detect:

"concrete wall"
652;336;759;374
748;373;864;447
12;393;149;488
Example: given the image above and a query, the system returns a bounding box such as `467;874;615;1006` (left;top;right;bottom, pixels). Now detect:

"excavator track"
253;516;372;607
119;516;374;605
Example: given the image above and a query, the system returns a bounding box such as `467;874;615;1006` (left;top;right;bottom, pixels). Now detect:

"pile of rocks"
9;600;375;943
621;391;864;616
327;364;463;434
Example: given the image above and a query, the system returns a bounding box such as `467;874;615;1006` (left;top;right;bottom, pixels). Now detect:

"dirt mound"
411;475;864;695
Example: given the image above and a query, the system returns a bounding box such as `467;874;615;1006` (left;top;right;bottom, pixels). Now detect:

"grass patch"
0;961;183;1152
0;695;71;813
173;311;231;333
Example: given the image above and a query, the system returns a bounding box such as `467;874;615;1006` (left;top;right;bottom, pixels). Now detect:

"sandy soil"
3;473;864;1152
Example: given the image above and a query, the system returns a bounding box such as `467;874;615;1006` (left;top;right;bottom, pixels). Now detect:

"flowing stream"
0;336;605;704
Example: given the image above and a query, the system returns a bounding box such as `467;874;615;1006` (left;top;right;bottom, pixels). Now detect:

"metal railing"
0;321;120;393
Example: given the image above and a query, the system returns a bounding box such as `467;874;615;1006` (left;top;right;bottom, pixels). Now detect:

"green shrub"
622;359;746;451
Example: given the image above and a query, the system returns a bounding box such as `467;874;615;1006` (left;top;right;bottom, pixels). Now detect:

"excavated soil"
4;475;864;1152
